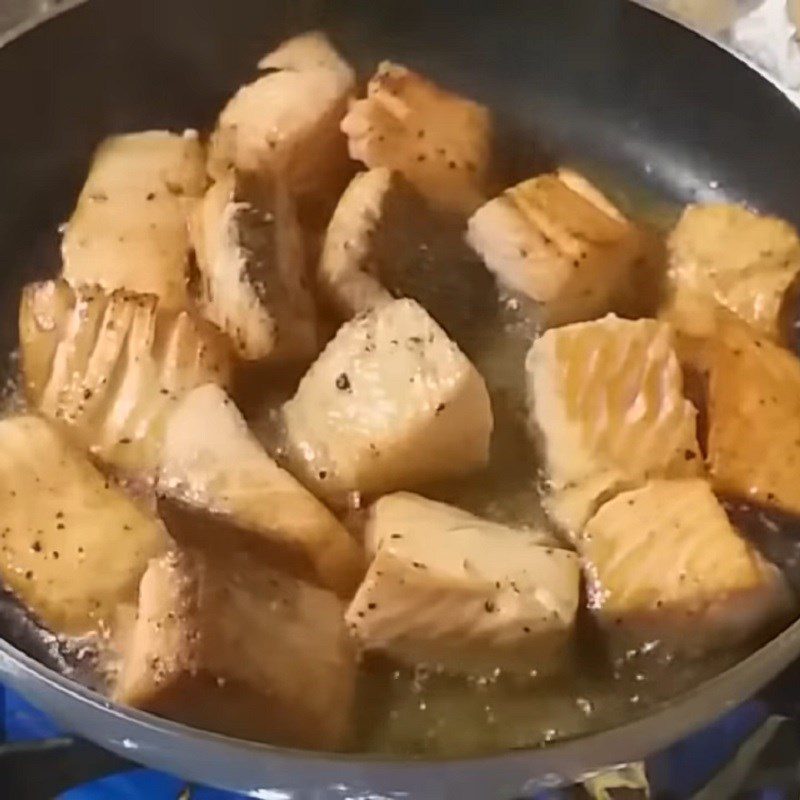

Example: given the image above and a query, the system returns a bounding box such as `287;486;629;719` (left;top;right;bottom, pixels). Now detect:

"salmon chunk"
0;416;166;636
115;548;356;749
346;493;580;676
158;384;363;596
282;298;492;502
19;280;231;475
665;203;800;340
526;314;701;537
468;169;642;326
208;32;355;197
62;131;206;310
190;173;317;363
703;315;800;515
341;62;491;214
582;479;791;656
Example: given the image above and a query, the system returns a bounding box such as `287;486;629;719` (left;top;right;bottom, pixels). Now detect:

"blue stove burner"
0;683;797;799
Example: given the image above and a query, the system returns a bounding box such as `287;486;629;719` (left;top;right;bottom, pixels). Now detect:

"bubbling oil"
337;185;773;756
0;176;785;757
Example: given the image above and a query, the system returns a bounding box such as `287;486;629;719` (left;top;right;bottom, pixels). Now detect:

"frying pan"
0;0;799;797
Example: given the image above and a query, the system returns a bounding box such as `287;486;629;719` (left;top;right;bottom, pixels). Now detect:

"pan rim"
2;613;799;768
0;0;87;48
632;0;800;110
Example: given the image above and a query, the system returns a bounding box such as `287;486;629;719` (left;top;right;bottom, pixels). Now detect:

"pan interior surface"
0;0;799;783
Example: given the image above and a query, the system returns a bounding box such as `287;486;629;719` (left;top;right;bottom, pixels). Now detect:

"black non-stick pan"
0;1;799;797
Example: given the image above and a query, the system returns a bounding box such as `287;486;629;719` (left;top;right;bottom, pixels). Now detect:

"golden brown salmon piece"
158;384;363;596
468;169;642;326
342;62;491;214
282;299;492;504
208;32;355;199
702;314;800;515
665;203;800;341
582;479;792;657
0;416;166;636
346;492;579;677
115;548;356;749
62;131;206;310
19;280;231;476
526;314;701;538
190;173;318;363
317;166;496;346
